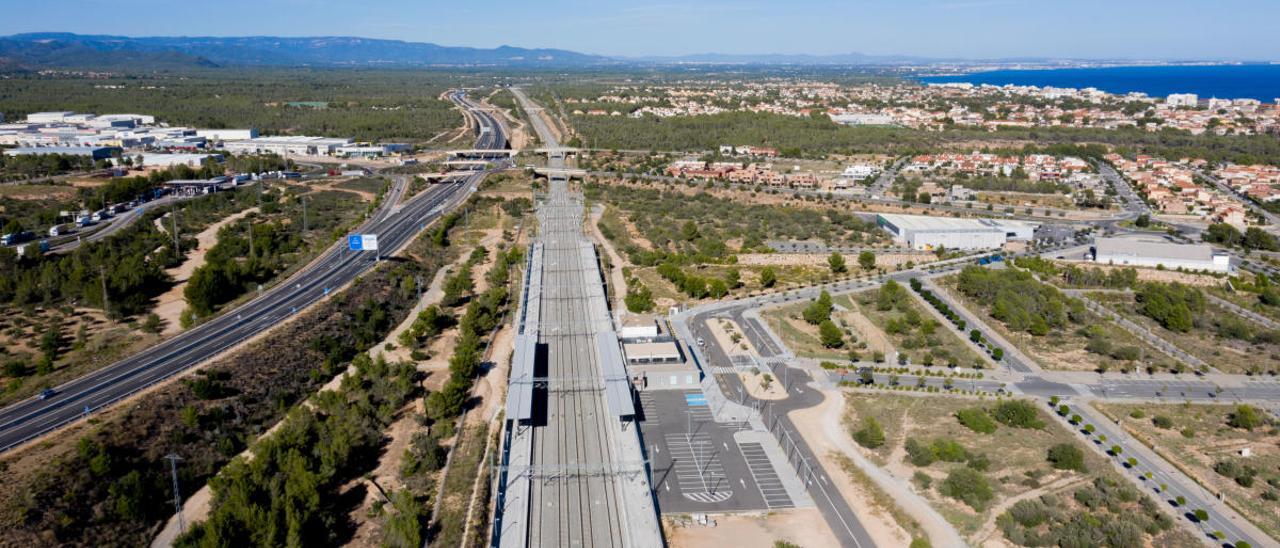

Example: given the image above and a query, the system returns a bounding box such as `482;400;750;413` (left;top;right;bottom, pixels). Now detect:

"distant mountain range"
0;33;1247;71
629;52;948;65
0;33;607;69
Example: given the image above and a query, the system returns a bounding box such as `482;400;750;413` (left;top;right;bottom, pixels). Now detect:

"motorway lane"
0;181;468;450
0;92;506;453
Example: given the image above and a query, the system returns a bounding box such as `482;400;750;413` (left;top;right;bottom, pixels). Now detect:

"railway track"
526;182;626;547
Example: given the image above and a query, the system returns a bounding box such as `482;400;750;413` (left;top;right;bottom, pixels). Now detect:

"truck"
77;216;95;228
49;225;66;237
1;231;35;246
16;240;49;257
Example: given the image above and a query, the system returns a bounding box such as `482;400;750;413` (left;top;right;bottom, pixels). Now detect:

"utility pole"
301;196;308;234
247;223;254;259
165;453;185;535
99;265;110;320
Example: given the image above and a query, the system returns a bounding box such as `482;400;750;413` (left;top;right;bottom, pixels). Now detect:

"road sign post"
348;233;381;261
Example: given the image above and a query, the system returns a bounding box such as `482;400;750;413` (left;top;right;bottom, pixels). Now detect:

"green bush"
904;437;936;466
853;416;885;449
991;400;1045;429
1047;443;1087;472
955;408;997;434
1227;404;1265;430
939;467;994;510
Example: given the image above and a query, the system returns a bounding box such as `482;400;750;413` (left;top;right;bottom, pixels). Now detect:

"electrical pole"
247;223;254;259
165;453;185;535
301;196;308;234
100;265;110;320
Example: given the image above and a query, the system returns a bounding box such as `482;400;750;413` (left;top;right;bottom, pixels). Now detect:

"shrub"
1047;443;1087;472
966;453;991;471
904;437;936;466
939;467;994;510
852;416;885;449
991;400;1045;429
819;319;845;348
912;471;932;490
1152;415;1173;429
931;438;968;463
1227;404;1265;430
955;408;997;434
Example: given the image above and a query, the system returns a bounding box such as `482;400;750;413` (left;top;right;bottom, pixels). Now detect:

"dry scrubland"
845;394;1199;547
1095;401;1280;540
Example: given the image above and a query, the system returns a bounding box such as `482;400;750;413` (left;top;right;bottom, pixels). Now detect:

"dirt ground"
152;207;260;335
666;509;838;548
833;296;894;357
589;206;629;312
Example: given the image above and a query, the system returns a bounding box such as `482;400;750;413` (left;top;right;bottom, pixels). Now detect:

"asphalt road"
0;91;508;454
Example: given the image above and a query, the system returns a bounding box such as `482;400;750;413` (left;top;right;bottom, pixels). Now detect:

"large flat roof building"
1092;237;1232;273
221;136;354;156
3;146;119;160
876;213;1037;250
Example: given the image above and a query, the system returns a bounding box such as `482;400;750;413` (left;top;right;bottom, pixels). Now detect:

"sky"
4;0;1279;60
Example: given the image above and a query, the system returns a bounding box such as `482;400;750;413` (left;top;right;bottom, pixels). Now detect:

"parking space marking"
739;442;794;509
665;432;732;503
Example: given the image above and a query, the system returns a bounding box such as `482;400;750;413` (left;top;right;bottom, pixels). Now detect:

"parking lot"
638;389;795;513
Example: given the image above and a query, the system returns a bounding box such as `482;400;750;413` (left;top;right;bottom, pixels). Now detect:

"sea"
920;64;1280;103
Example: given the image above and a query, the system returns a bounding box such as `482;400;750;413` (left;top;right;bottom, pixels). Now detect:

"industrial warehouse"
876;213;1038;250
1091;237;1234;273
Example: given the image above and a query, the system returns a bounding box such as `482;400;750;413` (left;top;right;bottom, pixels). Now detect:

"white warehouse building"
876;213;1037;251
1092;237;1232;273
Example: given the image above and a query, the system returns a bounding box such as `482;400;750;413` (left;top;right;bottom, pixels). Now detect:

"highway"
0;91;507;454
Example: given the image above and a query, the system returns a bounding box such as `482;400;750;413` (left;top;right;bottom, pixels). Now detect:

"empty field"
846;394;1197;546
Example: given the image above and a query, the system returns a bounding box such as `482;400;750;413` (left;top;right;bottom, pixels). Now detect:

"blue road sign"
348;234;363;250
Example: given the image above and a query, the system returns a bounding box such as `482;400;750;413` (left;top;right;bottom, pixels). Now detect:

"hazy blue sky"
4;0;1279;59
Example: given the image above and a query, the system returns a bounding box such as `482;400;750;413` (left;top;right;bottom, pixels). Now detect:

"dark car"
38;388;56;400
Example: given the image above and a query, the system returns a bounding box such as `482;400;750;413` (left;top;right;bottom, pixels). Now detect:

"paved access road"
0;91;507;454
675;306;877;548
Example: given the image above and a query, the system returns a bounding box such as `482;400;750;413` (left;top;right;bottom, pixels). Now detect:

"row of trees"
423;245;522;425
0;152;101;181
655;262;738;299
1203;222;1280;251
